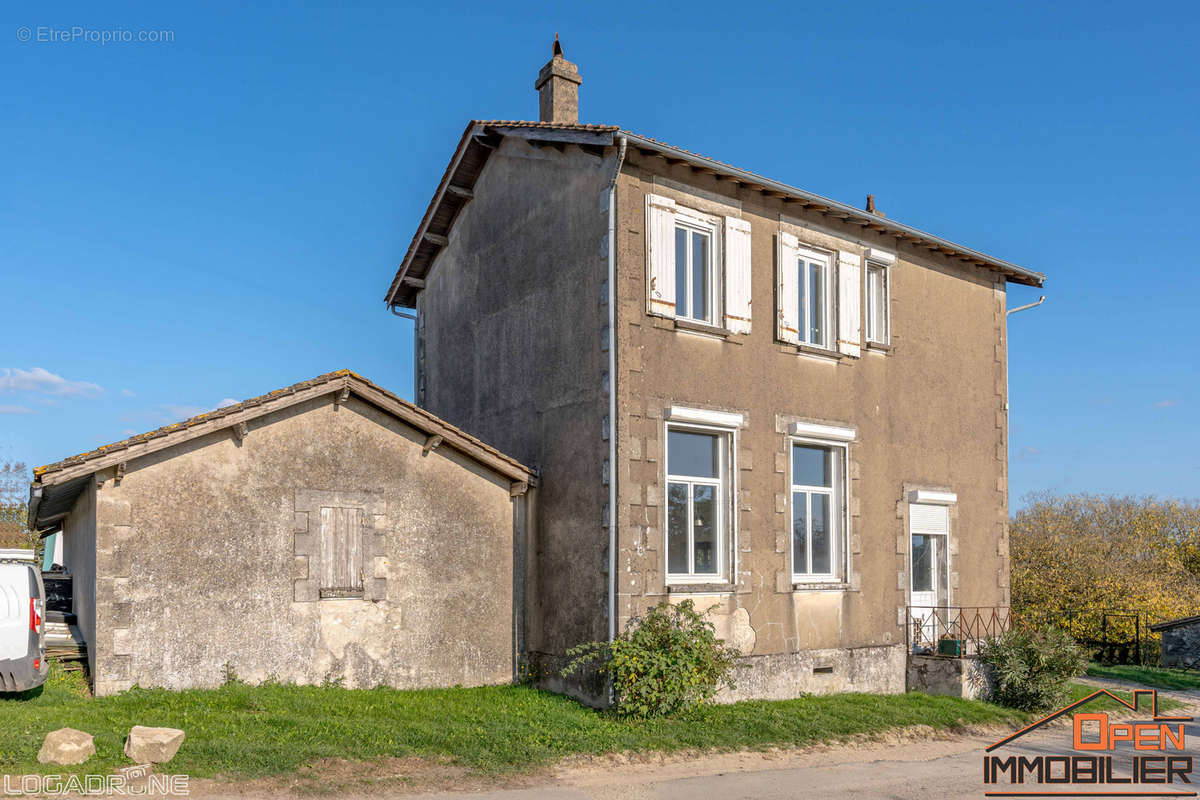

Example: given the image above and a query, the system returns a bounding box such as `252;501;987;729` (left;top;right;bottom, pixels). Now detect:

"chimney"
535;35;582;124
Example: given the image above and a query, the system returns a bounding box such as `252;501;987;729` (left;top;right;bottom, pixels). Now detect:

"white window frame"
665;421;734;584
789;436;849;583
674;209;721;326
865;260;890;345
797;245;833;349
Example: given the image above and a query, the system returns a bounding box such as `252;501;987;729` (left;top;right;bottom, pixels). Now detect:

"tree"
0;460;34;550
1011;493;1200;647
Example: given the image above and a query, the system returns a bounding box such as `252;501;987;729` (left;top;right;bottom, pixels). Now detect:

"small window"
797;247;832;348
673;218;716;324
791;441;846;581
666;427;729;580
319;507;364;598
865;262;889;344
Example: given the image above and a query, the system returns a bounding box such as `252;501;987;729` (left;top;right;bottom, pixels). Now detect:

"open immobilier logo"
984;688;1195;797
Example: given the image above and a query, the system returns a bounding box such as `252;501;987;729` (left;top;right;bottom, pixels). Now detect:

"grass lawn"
1064;680;1185;713
1087;662;1200;692
0;664;1025;780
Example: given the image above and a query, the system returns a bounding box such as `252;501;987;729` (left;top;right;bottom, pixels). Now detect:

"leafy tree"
0;460;34;550
1011;493;1200;648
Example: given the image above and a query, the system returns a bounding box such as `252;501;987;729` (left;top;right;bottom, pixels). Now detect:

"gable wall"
86;394;518;695
417;137;614;673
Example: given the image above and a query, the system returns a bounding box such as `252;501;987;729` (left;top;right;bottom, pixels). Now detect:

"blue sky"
2;1;1196;505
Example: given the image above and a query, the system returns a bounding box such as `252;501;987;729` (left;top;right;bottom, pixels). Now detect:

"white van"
0;554;48;692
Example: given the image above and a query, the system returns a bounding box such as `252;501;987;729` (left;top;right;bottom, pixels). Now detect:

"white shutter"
723;217;752;334
646;194;677;317
777;232;800;344
837;250;862;357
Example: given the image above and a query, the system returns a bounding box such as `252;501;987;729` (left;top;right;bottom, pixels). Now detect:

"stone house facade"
28;371;536;696
384;45;1045;700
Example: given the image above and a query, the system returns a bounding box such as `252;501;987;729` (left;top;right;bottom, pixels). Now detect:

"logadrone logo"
983;688;1195;797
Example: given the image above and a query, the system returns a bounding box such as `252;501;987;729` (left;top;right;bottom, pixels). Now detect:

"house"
383;43;1045;701
1150;616;1200;669
27;370;536;696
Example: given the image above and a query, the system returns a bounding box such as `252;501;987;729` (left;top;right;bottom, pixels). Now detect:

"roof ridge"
33;370;533;481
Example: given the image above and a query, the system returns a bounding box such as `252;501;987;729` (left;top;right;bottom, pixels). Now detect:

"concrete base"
720;644;907;702
906;654;993;700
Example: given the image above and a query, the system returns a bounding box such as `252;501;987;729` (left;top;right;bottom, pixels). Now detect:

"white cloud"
1155;399;1177;408
0;405;33;415
217;398;239;408
121;388;135;397
1019;446;1042;458
0;367;102;397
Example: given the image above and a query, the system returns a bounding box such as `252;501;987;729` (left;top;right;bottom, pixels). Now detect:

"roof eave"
621;132;1045;288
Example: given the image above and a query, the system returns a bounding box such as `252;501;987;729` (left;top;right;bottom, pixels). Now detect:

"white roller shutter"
909;503;949;534
837;250;862;357
777;232;800;344
646;194;677;318
723;216;752;334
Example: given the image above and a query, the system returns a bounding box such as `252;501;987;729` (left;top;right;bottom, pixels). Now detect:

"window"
791;441;845;580
666;427;729;580
319;506;363;598
865;262;889;344
797;247;832;348
673;218;716;324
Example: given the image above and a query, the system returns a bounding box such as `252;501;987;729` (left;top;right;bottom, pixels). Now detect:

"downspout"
390;304;419;404
606;135;628;644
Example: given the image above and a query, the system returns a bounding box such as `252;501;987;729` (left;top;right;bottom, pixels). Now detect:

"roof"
1150;615;1200;632
383;120;1045;308
28;370;536;531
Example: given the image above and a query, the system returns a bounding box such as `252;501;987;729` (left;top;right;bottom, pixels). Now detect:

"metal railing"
907;606;1011;656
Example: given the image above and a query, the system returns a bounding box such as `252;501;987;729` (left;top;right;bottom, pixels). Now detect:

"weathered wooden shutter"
837;250;862;357
723;217;752;334
646;194;677;317
319;507;363;595
777;232;800;344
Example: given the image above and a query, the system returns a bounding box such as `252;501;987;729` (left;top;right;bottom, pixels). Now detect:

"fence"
907;606;1011;656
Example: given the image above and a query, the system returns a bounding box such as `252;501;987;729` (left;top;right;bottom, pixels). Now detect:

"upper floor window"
865;261;889;345
791;439;846;581
777;233;836;350
674;218;716;325
666;426;729;581
797;247;832;348
646;194;752;334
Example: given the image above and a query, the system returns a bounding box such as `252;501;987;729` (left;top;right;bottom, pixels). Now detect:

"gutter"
606;134;627;643
621;132;1046;288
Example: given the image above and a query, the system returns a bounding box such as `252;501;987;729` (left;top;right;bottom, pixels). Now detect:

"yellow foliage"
1011;493;1200;645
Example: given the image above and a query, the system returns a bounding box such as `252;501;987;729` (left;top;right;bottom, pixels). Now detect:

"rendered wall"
612;155;1011;696
86;395;519;696
416;137;613;682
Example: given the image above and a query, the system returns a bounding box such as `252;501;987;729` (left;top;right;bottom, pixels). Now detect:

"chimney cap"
553;32;563;57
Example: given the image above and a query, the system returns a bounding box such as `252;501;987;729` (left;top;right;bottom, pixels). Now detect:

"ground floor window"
791;440;846;581
666;426;730;580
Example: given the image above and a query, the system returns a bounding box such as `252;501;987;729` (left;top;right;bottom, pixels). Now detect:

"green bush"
981;626;1090;712
563;600;741;718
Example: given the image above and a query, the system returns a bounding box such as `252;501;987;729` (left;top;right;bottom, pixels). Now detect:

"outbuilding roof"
1150;615;1200;633
383;120;1046;309
28;370;535;531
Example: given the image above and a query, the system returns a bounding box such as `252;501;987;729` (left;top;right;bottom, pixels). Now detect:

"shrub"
981;626;1089;712
563;600;742;718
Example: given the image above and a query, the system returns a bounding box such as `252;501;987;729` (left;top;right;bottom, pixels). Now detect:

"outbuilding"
28;370;536;696
1150;615;1200;670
